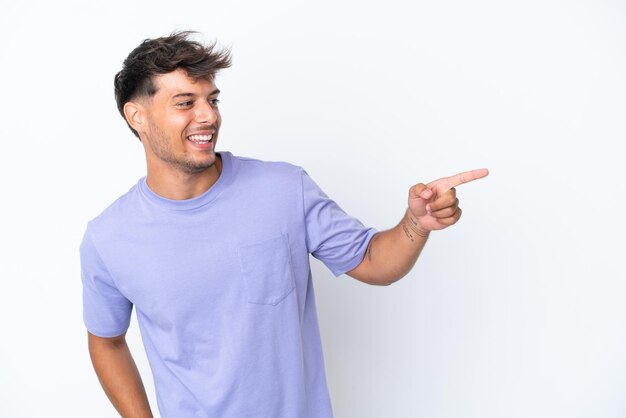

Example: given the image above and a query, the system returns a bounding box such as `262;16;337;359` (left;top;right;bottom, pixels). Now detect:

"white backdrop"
0;0;624;417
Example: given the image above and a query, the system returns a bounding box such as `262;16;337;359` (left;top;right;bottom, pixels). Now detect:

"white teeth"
188;134;213;142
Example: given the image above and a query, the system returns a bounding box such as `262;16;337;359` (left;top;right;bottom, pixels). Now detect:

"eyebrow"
171;89;221;99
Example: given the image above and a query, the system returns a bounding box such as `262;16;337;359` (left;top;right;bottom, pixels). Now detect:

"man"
81;31;488;417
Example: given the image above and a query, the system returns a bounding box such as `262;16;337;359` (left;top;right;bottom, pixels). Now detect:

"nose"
195;100;219;124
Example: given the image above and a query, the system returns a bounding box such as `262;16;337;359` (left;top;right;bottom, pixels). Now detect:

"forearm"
348;209;430;285
88;333;153;418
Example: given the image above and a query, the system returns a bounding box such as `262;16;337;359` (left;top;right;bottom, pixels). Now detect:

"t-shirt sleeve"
80;228;132;338
301;170;378;276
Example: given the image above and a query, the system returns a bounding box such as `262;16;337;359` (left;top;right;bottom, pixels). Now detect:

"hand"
407;168;489;233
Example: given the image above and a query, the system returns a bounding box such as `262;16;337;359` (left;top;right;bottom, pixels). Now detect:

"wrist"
403;209;430;239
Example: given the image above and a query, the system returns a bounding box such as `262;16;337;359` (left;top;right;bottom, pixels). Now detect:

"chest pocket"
237;235;296;305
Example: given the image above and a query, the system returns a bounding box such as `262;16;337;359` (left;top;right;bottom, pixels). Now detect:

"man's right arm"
88;332;153;418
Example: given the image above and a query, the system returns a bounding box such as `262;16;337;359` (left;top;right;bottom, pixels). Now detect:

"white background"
0;0;624;417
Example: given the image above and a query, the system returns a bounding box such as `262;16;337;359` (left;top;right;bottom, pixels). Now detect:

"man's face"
139;69;222;175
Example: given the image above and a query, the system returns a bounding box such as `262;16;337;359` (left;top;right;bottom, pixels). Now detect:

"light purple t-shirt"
80;152;376;417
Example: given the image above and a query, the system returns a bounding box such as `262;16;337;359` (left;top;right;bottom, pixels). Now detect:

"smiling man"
80;31;488;418
126;68;223;199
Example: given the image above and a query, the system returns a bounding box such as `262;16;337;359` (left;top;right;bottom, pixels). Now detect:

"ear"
123;101;147;135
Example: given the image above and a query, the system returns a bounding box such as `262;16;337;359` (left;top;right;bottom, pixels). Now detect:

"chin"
193;156;220;174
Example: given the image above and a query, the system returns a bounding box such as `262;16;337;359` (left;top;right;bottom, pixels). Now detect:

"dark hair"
114;31;232;138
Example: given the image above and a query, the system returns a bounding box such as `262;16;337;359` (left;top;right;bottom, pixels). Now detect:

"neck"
145;154;223;200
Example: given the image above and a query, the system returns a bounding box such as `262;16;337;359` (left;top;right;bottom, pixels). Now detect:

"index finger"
437;168;490;190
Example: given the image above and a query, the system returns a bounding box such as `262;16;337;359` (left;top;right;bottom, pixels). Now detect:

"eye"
177;101;194;108
210;98;220;106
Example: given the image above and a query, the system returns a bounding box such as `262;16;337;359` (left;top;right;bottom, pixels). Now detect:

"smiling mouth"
187;133;214;145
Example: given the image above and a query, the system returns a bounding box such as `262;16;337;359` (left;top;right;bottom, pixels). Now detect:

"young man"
81;31;488;417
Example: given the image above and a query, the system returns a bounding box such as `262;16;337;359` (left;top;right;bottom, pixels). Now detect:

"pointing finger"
433;168;489;191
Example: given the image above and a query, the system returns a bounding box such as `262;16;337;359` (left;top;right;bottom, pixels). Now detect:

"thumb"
408;183;433;216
